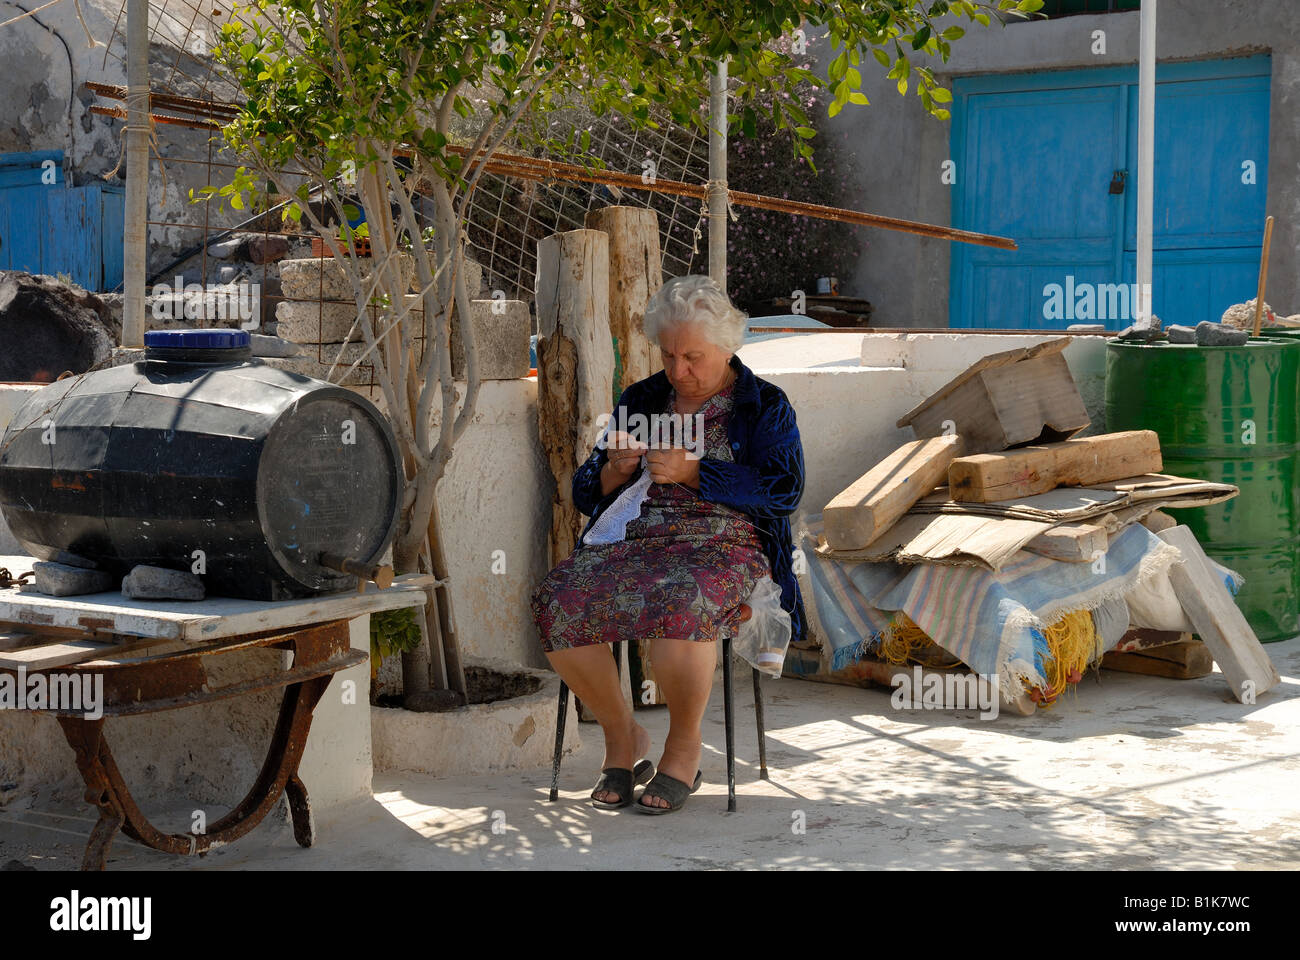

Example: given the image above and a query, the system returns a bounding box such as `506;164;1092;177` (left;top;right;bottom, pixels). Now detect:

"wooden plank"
1124;638;1208;666
980;350;1091;446
0;639;117;670
1140;509;1178;533
1022;522;1107;562
1113;628;1190;653
948;430;1163;502
1102;641;1214;679
1157;526;1281;702
896;337;1072;428
823;435;963;550
0;634;164;670
0;558;429;643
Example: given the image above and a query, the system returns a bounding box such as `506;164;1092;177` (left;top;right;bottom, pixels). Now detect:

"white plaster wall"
429;378;555;672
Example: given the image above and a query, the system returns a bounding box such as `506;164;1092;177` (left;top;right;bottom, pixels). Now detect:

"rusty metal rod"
88;86;1018;251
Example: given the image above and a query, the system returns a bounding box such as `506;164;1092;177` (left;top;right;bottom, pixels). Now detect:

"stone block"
452;299;531;380
250;334;300;358
1196;321;1249;347
259;344;379;386
279;254;414;301
26;561;112;597
276;299;382;344
121;565;205;601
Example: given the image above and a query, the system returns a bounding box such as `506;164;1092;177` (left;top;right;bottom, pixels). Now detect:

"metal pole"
708;58;728;288
1136;0;1156;328
122;0;149;347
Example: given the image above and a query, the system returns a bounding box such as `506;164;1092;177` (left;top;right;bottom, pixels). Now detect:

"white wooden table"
0;554;427;645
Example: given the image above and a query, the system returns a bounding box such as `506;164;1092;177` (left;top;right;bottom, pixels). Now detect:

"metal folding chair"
547;606;768;812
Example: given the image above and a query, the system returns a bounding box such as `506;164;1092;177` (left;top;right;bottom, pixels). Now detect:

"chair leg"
722;636;736;812
752;668;769;781
549;680;569;802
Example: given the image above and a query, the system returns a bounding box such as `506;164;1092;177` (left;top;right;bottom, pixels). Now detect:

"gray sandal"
591;758;655;809
634;769;703;815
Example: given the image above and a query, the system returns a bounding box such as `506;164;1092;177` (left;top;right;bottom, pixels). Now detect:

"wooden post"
584;206;663;385
536;230;624;718
585;206;666;707
536;229;613;563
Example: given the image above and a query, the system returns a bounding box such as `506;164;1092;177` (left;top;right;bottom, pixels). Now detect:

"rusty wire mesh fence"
82;0;709;395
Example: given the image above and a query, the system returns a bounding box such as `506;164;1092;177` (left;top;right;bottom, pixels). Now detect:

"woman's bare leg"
642;637;715;807
546;644;649;803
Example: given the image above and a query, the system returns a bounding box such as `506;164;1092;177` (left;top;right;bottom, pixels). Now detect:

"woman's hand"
600;431;648;495
646;447;701;488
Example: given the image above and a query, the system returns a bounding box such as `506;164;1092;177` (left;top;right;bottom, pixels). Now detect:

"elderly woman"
530;275;806;814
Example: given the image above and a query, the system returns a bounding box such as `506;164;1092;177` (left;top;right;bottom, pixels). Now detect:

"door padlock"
1109;170;1127;195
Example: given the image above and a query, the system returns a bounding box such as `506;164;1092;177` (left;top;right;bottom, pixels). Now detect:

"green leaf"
931;86;953;102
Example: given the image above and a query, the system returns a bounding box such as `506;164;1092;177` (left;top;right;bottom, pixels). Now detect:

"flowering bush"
726;40;862;311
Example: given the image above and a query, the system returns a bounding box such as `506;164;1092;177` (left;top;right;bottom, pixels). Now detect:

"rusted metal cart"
0;562;428;870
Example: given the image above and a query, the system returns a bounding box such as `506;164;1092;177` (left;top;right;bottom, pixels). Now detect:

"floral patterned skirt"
530;484;770;652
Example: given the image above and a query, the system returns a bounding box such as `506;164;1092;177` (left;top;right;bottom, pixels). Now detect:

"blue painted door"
0;151;124;291
950;57;1271;330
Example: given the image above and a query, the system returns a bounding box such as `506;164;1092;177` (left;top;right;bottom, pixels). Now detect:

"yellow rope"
879;609;1103;708
1030;609;1103;707
879;613;963;669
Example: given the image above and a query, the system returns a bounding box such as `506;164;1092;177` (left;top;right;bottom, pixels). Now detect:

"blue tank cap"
144;329;251;349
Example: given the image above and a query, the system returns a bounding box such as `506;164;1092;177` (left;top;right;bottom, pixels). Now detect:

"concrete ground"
4;640;1299;871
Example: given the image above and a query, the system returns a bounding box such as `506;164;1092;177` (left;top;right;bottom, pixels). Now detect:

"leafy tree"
205;0;1040;698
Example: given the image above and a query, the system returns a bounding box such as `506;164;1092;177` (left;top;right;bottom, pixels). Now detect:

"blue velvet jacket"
571;355;807;645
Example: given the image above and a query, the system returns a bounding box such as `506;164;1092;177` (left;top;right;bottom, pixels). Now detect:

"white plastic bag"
732;575;791;678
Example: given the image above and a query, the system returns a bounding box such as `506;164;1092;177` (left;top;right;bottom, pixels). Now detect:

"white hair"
642;275;747;353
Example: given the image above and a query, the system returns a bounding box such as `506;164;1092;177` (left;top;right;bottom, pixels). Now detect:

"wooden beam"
1113;628;1190;653
1157;526;1280;702
948;430;1162;502
0;635;160;670
823;435;962;550
1140;509;1177;533
1023;522;1107;562
1102;640;1213;679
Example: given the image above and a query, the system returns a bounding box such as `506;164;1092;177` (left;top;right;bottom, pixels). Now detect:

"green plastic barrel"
1262;327;1300;341
1105;338;1300;642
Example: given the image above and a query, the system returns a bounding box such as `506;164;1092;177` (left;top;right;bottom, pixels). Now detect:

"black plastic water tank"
0;329;402;600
